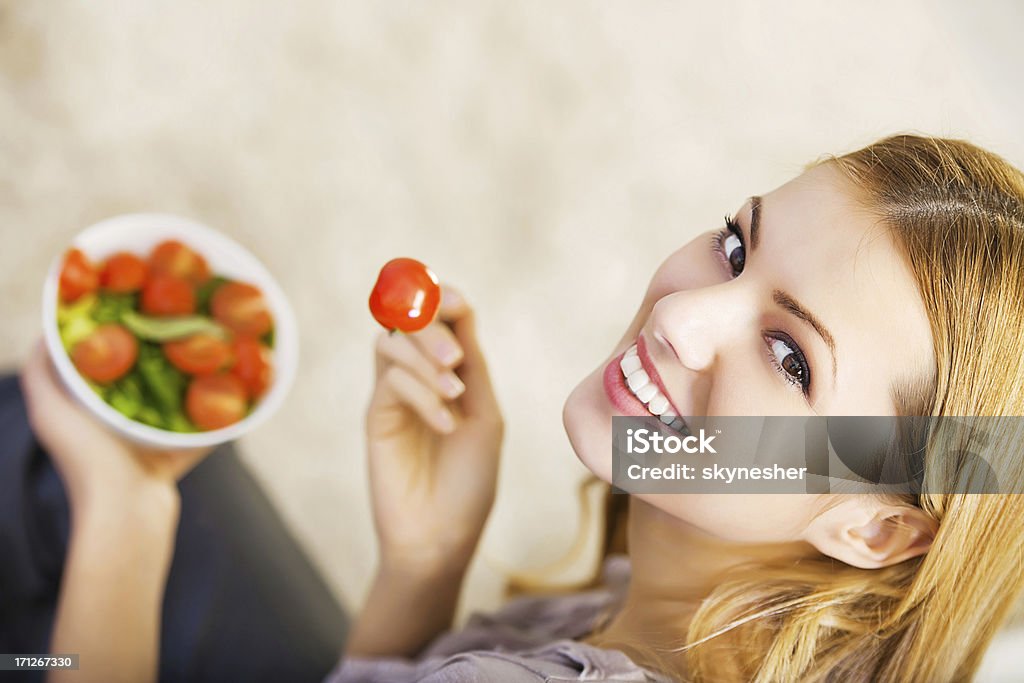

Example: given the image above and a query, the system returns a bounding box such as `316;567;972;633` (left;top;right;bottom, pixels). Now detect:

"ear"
802;498;937;569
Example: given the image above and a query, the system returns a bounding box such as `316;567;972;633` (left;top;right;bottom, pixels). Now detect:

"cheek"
638;494;820;543
562;368;614;482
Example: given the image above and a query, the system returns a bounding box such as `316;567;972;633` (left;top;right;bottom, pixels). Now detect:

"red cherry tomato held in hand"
186;373;248;431
71;324;139;383
59;248;99;303
100;252;148;293
149;239;211;286
231;336;272;398
211;282;273;338
368;258;441;333
164;334;233;375
141;274;196;316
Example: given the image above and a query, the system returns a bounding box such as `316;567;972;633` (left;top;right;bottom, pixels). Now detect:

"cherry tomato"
186;373;249;430
149;239;211;285
99;251;148;293
71;324;138;383
59;248;99;303
230;336;272;398
141;274;196;316
163;334;233;375
211;282;273;337
368;258;441;333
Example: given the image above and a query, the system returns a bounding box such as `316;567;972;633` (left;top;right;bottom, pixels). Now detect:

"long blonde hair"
605;135;1024;682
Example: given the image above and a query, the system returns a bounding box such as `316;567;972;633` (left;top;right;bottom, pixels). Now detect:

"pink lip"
602;333;682;418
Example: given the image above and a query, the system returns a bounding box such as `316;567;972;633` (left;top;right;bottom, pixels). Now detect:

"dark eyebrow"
772;289;838;385
744;195;838;385
749;195;762;251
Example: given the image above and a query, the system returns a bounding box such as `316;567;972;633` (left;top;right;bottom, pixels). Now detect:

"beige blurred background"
2;1;1023;678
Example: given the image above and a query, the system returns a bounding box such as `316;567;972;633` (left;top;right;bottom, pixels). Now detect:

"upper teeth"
620;344;687;432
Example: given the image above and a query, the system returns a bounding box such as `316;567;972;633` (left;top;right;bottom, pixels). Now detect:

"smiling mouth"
618;343;689;434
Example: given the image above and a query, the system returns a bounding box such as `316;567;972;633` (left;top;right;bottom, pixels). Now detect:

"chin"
562;361;616;484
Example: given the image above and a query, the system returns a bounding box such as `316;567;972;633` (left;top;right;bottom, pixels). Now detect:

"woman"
21;134;1024;682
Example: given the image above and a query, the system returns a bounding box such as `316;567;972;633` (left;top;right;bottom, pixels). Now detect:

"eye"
765;333;811;395
712;215;746;277
712;212;811;398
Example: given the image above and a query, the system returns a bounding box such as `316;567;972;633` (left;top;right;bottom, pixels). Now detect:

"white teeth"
620;355;642;375
619;344;686;433
636;383;658;403
648;395;669;414
626;369;649;393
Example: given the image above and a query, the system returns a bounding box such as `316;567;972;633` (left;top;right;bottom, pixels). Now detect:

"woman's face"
562;163;935;542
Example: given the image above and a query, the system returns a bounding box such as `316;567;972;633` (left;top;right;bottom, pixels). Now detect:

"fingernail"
437;409;456;432
436;342;462;366
439;372;465;398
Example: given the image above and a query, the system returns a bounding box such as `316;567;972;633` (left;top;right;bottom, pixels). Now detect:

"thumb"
436;284;470;322
20;341;84;453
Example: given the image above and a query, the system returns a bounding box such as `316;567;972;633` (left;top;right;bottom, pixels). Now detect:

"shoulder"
330;557;648;682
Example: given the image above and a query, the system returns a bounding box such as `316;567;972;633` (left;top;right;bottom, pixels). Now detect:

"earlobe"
803;500;937;570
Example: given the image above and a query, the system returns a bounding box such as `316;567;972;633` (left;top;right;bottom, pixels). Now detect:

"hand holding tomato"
365;284;504;574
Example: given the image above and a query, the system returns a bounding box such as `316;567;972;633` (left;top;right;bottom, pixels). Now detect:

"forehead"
759;164;934;414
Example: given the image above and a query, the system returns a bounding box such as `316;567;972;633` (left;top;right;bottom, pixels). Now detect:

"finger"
435;287;501;420
408;321;463;370
383;365;456;434
375;331;465;399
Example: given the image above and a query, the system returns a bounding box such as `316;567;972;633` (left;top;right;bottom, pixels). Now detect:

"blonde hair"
601;136;1024;681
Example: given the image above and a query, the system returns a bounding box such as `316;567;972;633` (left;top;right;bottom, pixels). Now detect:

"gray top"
327;555;672;682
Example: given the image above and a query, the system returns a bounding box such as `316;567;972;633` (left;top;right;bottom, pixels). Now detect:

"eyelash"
710;214;744;277
710;214;813;397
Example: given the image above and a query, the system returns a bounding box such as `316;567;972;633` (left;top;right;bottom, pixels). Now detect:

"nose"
650;283;753;374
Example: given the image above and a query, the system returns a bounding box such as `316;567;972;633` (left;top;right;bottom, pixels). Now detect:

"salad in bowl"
42;214;298;449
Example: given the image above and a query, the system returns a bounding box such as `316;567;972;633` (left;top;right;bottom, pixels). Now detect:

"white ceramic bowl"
41;213;299;450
